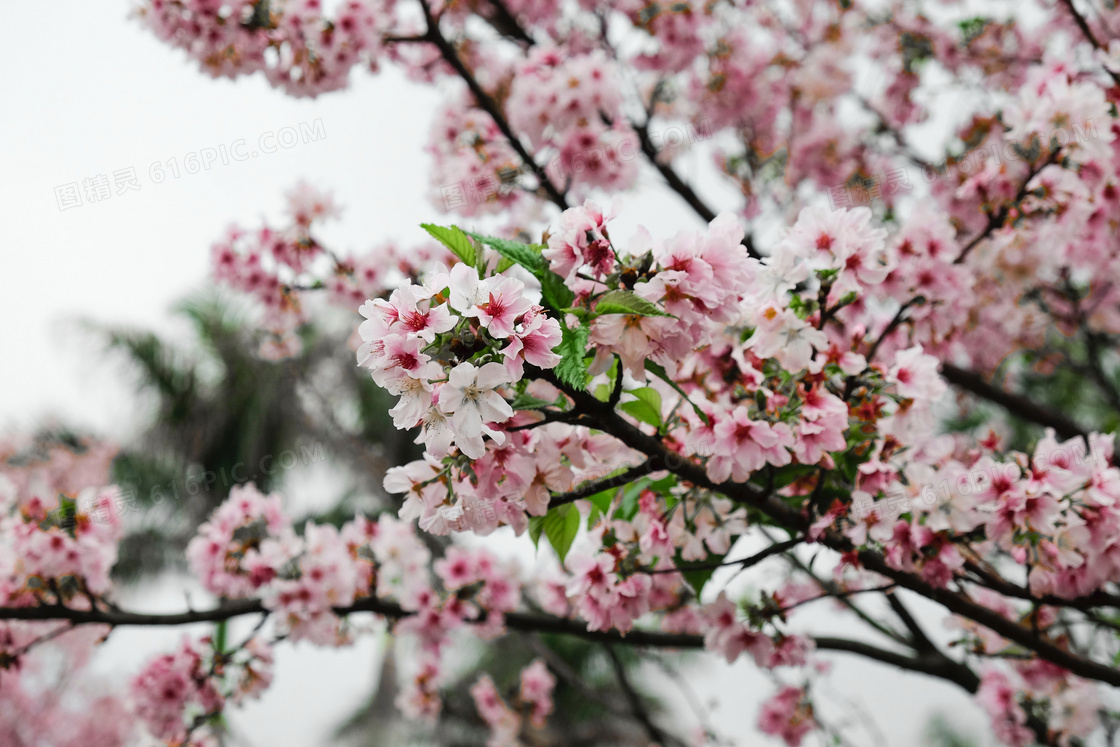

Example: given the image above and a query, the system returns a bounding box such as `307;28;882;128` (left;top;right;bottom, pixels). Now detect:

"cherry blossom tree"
8;0;1120;744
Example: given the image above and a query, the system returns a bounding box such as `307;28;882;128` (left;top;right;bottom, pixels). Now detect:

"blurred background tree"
89;290;680;746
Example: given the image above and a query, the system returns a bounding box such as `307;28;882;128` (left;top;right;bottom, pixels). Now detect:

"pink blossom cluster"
132;634;273;745
358;263;562;462
977;663;1099;747
757;685;817;747
0;436;124;608
140;0;391;97
210;180;452;358
141;485;536;729
0;622;132;747
467;659;556;746
188;484;432;644
84;0;1120;740
828;429;1120;598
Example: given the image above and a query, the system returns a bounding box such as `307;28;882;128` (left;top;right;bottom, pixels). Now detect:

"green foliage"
529;503;581;562
923;714;979;747
555;323;591;391
644;360;709;425
508;391;562;411
96;292;415;584
592;289;674;318
957;16;990;45
421;223;475;267
465;231;545;272
619;387;663;429
675;551;725;597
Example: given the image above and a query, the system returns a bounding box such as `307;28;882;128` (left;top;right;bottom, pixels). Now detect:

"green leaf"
768;463;818;490
585;485;617;517
615;475;674;522
555;323;590;391
421;224;475;267
509;392;559;411
644;360;709;426
620;386;662;429
465;231;547;273
542;504;581;562
540;271;576;314
214;620;228;654
594;289;674;318
529;515;545;548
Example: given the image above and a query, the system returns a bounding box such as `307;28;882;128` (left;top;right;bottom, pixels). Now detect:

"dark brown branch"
637;537;801;575
864;295;926;366
884;591;937;654
418;0;569;210
1059;0;1120;86
939;363;1089;442
954;148;1062;265
548;458;657;509
1;597;1045;702
632;120;761;260
526;366;1120;687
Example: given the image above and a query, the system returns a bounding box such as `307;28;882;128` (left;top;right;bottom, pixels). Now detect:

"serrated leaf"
594;289;674;318
540;271;576;314
509;392;559;411
644;360;710;426
542;504;580;562
620;386;662;429
465;231;547;273
529;515;545;548
421;224;475;267
555;323;590;391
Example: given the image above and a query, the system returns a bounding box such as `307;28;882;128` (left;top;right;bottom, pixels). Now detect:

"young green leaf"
528;515;545;548
539;270;576;313
509;392;560;411
620;386;663;429
465;232;546;272
676;552;726;596
554;323;590;391
541;503;581;562
421;224;475;267
644;360;710;426
593;289;674;318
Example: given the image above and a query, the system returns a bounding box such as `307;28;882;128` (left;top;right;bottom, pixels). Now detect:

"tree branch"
418;0;569;210
632;119;761;260
548;458;657;509
526;366;1120;687
939;363;1089;442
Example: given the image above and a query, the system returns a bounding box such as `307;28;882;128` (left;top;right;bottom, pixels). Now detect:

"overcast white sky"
0;2;1006;745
